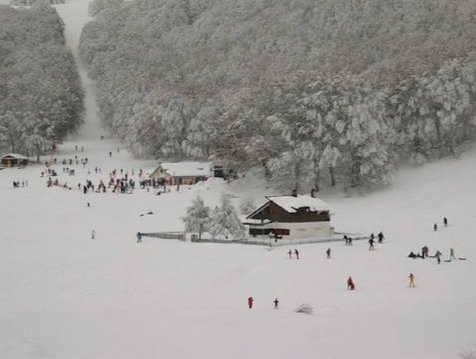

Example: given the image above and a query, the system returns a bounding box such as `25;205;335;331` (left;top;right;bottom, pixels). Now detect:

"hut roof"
266;195;330;213
1;153;29;160
151;161;211;178
246;195;331;219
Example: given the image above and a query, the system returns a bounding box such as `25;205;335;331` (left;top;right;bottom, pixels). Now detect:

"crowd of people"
45;154;174;198
43;144;156;197
38;142;466;313
408;218;463;264
12;180;28;188
245;220;466;310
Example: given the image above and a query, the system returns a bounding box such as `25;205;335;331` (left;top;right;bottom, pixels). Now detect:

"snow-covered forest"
9;0;65;5
0;1;83;159
79;0;476;192
2;0;476;357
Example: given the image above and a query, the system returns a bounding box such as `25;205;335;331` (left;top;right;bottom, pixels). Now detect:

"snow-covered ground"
1;0;476;358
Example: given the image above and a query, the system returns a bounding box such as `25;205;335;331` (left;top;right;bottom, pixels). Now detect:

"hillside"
1;0;476;358
77;0;476;192
1;128;476;359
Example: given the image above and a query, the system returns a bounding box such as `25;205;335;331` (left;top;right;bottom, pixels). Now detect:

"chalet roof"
1;153;29;160
155;162;211;177
246;194;331;219
242;218;273;225
266;195;330;213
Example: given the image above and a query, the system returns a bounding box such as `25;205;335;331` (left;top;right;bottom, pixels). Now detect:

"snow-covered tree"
77;0;476;191
88;0;123;17
239;197;255;216
208;194;246;240
0;4;83;156
182;196;210;240
182;103;219;160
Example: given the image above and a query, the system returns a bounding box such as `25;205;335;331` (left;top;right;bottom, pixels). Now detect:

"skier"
91;229;95;240
433;223;438;231
326;248;331;259
422;245;429;258
435;250;442;264
137;232;142;243
294;249;300;259
368;237;375;251
449;248;456;261
408;273;416;288
273;298;279;309
443;217;448;227
377;231;384;243
347;276;355;290
248;296;254;309
288;249;292;259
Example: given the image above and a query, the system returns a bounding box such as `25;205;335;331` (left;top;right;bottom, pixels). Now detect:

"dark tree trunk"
328;167;336;187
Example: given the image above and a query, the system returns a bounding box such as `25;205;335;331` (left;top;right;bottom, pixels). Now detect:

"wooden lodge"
244;195;333;240
149;162;212;186
0;153;29;167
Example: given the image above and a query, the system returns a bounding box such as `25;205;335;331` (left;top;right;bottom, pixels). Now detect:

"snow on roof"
160;162;211;177
242;218;273;225
267;195;330;213
1;153;29;160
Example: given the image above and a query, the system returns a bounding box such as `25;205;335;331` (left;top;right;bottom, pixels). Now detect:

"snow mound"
294;304;314;315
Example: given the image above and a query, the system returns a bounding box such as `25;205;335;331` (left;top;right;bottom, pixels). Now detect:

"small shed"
244;195;332;240
149;162;212;186
0;153;29;167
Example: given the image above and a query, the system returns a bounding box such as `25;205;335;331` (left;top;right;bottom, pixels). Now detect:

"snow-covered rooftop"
267;195;330;212
1;153;29;159
160;162;211;177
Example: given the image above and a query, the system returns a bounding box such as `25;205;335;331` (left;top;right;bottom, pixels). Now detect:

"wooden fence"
139;231;369;247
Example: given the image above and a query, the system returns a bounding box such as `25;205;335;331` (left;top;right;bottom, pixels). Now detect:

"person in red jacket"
347;276;355;290
248;296;254;309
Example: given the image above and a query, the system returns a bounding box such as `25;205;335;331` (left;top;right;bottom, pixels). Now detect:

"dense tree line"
79;0;476;192
9;0;65;6
0;1;83;160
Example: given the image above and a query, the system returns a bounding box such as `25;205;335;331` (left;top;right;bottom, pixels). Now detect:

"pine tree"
239;197;255;216
208;194;246;240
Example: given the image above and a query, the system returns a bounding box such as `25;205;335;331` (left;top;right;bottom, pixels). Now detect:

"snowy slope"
2;140;476;359
1;0;476;358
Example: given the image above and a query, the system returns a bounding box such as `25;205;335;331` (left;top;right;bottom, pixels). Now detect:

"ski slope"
1;0;476;358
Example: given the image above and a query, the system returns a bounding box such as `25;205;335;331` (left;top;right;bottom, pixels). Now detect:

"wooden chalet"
244;195;332;240
149;162;212;185
0;153;29;167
